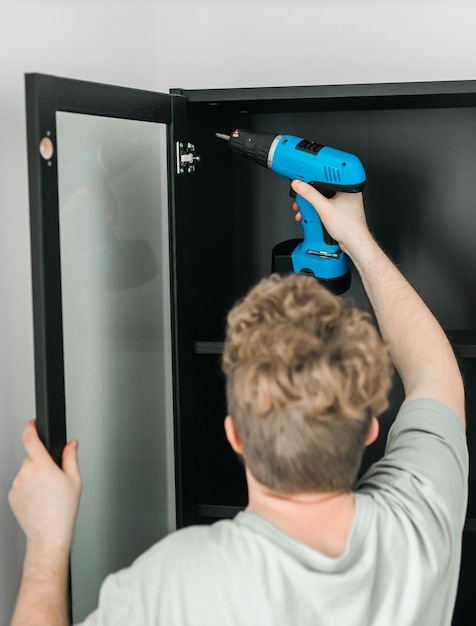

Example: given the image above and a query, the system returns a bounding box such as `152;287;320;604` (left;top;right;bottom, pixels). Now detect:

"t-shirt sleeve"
73;570;133;626
72;540;166;626
73;528;204;626
356;398;469;536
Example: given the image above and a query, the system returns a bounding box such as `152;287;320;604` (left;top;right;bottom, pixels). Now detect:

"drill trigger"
309;182;336;199
289;181;336;200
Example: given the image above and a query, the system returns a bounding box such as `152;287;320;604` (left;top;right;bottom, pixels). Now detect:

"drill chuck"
227;129;278;168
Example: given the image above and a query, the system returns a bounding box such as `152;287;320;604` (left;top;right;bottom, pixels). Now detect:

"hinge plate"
176;141;201;174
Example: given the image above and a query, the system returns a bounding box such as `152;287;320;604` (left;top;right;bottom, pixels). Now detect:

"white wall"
1;0;476;622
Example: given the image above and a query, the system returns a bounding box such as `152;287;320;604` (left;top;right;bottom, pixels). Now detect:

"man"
9;180;468;625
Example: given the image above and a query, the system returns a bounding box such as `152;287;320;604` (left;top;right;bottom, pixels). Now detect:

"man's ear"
224;415;243;454
365;416;379;447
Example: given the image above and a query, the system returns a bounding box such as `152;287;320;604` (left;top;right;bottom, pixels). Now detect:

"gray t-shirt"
77;398;468;626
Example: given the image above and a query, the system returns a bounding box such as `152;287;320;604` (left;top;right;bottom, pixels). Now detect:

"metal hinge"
176;141;201;174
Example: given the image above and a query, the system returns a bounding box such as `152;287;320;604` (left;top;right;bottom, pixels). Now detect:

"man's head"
222;273;392;495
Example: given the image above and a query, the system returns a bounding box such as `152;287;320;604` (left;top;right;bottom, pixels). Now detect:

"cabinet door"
25;73;176;621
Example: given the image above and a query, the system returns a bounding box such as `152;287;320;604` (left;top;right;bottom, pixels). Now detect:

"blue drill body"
218;129;366;293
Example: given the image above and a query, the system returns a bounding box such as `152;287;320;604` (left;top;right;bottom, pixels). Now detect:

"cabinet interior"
171;85;476;523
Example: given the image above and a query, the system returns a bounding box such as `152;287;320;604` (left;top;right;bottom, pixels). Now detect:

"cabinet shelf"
194;332;476;358
198;504;243;519
465;519;476;533
446;330;476;358
195;509;476;530
194;341;224;355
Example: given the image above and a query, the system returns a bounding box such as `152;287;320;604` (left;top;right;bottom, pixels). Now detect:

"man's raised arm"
291;180;465;425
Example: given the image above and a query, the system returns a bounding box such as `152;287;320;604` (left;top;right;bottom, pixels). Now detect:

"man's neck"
245;469;355;558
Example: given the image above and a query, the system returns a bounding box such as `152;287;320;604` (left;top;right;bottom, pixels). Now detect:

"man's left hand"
8;420;82;555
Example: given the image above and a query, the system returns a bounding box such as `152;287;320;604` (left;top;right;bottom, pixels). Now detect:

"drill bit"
215;133;230;141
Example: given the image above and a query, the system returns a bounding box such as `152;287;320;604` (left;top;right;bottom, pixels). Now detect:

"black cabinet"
26;76;476;623
170;81;475;520
169;83;476;625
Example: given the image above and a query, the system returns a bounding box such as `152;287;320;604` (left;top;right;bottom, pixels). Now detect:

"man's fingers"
291;179;328;204
291;180;333;219
22;421;81;489
22;420;51;463
62;440;81;486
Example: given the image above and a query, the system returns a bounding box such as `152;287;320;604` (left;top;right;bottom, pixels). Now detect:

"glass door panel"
54;112;174;621
55;112;174;622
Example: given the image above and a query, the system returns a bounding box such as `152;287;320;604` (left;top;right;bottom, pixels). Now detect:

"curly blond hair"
222;273;392;494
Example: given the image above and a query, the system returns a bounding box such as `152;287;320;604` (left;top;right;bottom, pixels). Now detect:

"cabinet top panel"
171;80;476;113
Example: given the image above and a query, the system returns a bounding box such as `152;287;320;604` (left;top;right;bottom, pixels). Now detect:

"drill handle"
296;194;340;251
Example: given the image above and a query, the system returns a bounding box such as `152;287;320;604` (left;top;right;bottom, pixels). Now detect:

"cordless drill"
216;129;366;294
